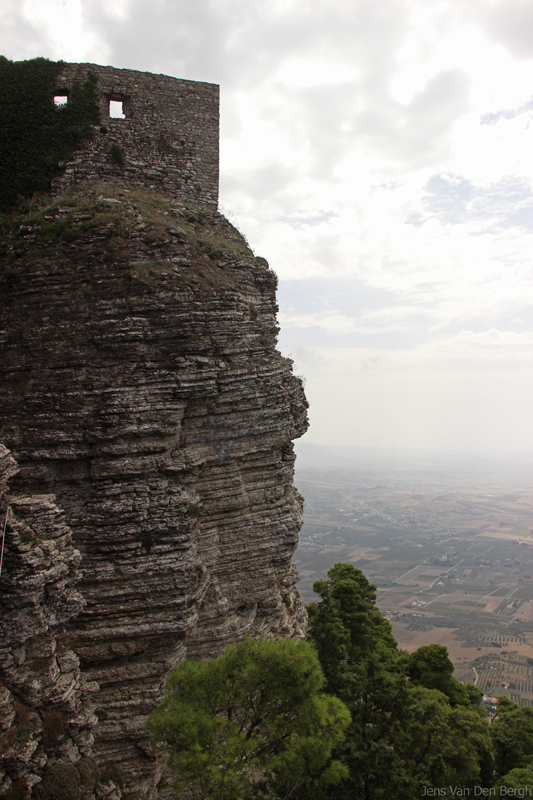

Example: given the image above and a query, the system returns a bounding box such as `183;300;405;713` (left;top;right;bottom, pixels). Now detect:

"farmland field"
293;443;533;704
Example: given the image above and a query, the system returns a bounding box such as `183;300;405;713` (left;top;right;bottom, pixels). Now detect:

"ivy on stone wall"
0;56;100;213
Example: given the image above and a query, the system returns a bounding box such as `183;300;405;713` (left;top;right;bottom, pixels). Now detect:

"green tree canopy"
495;767;533;798
396;686;493;793
304;563;493;800
305;564;410;798
147;637;350;800
307;563;398;701
491;699;533;780
399;644;484;709
147;564;533;799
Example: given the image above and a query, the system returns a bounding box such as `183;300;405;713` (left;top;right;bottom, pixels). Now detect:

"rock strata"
0;184;309;796
0;445;98;799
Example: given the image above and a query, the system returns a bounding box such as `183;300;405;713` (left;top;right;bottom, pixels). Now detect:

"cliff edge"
0;184;309;797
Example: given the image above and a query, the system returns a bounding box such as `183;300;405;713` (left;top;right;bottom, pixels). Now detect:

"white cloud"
478;0;533;60
294;327;533;377
19;0;108;63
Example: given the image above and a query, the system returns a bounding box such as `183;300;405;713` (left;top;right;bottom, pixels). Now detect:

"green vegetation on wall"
0;56;100;213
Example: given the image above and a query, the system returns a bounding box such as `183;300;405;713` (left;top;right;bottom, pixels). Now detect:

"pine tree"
147;636;350;800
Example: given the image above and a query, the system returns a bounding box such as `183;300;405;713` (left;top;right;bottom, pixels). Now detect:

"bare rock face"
0;185;309;795
0;445;98;799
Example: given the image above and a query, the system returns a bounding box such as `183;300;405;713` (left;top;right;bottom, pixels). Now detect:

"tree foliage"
304;563;493;799
0;56;100;213
400;643;484;708
147;637;350;800
491;698;533;781
146;563;533;798
307;563;398;701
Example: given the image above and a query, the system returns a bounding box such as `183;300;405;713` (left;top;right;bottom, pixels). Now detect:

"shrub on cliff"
31;758;101;800
146;637;350;799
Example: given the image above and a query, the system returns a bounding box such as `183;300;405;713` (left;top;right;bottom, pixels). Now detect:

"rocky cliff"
0;445;105;800
0;183;309;797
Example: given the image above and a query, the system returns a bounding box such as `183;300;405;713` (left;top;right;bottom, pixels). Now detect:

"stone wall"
52;63;219;210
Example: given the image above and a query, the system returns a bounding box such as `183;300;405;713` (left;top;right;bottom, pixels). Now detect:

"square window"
54;95;68;107
109;100;125;119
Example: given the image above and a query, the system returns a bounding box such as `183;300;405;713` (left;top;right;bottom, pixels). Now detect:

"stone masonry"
52;63;219;210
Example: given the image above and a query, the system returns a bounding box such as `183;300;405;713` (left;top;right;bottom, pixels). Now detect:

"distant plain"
294;443;533;703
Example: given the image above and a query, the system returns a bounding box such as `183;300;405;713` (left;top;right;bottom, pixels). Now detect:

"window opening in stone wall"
54;94;68;107
109;100;125;119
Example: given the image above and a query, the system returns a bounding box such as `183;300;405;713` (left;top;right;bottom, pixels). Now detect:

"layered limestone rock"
0;184;309;795
0;445;100;799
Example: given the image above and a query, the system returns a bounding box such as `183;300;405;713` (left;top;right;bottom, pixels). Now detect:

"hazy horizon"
295;441;533;493
297;440;533;461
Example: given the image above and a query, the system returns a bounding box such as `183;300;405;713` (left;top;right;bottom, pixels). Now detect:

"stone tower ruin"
52;63;219;209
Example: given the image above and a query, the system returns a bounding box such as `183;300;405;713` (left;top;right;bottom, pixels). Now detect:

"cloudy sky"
2;0;533;455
